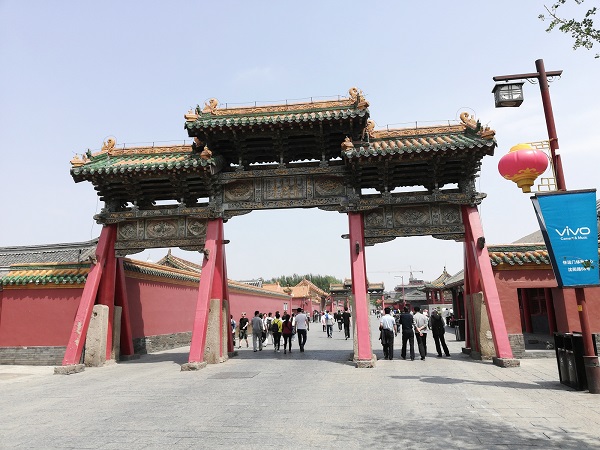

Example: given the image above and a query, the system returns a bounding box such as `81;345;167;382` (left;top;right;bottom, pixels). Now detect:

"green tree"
539;0;600;58
265;273;342;293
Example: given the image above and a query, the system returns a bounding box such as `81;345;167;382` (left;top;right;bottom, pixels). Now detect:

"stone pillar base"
354;355;377;368
492;357;520;368
180;361;207;371
54;364;85;375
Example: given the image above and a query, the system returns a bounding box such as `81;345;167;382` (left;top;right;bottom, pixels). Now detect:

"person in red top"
281;313;294;354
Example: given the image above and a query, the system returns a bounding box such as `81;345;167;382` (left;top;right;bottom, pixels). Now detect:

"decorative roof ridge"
294;278;328;296
123;258;200;279
228;279;290;298
371;124;466;140
186;87;368;120
0;239;98;254
7;262;91;271
487;243;548;251
155;250;202;273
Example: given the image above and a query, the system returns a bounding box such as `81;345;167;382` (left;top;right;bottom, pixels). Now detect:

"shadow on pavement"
390;374;570;391
343;414;598;449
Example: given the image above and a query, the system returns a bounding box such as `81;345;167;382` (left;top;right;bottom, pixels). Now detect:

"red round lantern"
498;143;549;193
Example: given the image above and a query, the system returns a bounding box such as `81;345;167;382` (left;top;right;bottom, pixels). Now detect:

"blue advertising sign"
532;190;599;287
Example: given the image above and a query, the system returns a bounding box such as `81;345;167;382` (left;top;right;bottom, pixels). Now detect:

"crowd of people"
230;307;353;354
379;306;451;361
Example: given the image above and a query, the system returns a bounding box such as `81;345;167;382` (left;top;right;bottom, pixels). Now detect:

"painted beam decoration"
114;217;208;256
532;189;600;287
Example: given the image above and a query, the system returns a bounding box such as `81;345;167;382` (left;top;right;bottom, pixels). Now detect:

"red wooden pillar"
544;288;556;335
348;212;373;363
115;259;134;357
97;229;117;361
187;218;228;365
462;206;514;359
520;289;533;333
62;225;116;366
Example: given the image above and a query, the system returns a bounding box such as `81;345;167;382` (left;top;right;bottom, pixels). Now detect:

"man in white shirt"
324;311;335;338
379;307;397;360
295;307;309;352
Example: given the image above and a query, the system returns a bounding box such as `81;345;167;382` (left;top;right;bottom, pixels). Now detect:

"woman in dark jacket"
281;313;294;354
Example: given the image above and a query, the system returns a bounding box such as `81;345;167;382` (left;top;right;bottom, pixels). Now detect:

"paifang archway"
65;88;516;369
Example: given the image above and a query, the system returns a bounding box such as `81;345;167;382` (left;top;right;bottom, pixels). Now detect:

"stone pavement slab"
1;317;599;449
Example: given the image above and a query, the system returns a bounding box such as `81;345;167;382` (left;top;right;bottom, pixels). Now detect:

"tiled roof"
71;145;213;180
1;263;90;286
185;93;368;131
425;267;451;289
0;240;97;278
444;269;464;288
343;125;495;160
291;279;328;297
155;250;202;273
123;259;201;284
187;108;368;131
228;279;290;299
487;244;553;267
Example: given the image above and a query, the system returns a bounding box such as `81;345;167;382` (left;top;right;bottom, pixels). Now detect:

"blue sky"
1;1;599;292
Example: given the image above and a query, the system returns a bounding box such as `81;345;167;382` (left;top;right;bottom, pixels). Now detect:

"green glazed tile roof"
1;263;91;286
488;244;553;267
186;108;368;131
343;125;495;160
123;259;201;284
70;145;214;180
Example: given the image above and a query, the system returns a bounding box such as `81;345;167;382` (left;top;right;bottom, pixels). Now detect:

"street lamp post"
493;59;566;190
493;59;599;393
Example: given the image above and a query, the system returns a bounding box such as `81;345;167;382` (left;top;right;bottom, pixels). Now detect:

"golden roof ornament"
341;136;355;151
363;119;376;139
101;137;116;152
460;112;478;130
460;112;495;139
202;98;219;114
184;108;199;121
348;87;369;110
200;145;213;160
70;154;84;167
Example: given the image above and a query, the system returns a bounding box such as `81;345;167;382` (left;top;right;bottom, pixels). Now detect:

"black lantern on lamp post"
492;82;525;108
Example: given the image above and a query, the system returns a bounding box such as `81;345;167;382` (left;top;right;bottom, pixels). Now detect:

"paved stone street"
1;317;599;449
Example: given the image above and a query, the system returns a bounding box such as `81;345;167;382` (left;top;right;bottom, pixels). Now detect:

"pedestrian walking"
321;312;327;332
413;306;428;360
399;306;415;360
342;307;351;340
230;314;236;348
238;312;249;349
251;311;264;352
272;312;283;352
295;307;309;352
265;312;274;346
430;309;450;357
324;311;334;338
282;313;294;354
336;310;343;332
379;307;397;360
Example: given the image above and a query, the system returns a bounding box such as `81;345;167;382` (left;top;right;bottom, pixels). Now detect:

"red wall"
494;268;600;334
228;290;290;324
125;277;197;339
0;288;81;346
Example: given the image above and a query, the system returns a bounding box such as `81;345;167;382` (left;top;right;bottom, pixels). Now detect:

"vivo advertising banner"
532;189;599;287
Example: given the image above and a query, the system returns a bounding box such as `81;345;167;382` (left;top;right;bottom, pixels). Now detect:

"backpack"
271;319;280;333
